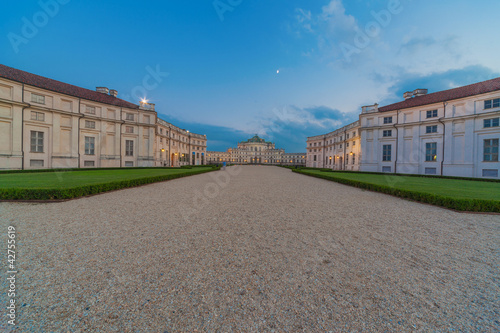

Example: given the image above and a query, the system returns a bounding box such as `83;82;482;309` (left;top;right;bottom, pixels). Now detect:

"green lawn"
299;170;500;202
0;167;213;189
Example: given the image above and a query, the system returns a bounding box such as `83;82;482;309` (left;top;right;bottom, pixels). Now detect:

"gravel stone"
1;166;499;332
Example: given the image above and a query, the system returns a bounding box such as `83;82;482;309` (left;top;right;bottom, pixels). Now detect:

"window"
84;161;95;167
426;125;438;134
30;131;44;152
126;140;134;156
313;155;317;161
85;106;96;114
426;110;438;118
425;167;437;175
346;134;350;139
125;113;134;121
144;115;150;124
352;153;355;164
125;161;134;167
30;160;44;167
426;142;437;161
30;111;45;121
346;142;349;147
125;126;134;134
160;128;163;134
340;144;342;148
484;139;499;162
85;137;95;155
353;141;356;146
382;145;391;161
382;166;391;172
383;130;392;137
484;118;500;128
85;120;95;129
31;93;45;104
484;98;500;109
352;131;356;137
383;116;393;124
482;169;498;178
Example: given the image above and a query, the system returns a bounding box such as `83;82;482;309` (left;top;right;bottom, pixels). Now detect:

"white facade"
208;135;306;166
360;89;500;178
306;78;500;178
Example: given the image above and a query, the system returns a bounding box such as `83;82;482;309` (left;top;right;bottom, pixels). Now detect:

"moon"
277;70;280;74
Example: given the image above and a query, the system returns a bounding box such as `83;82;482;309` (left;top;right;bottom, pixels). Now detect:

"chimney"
109;89;118;97
403;91;413;100
413;89;428;97
139;100;155;111
361;103;379;114
96;87;109;94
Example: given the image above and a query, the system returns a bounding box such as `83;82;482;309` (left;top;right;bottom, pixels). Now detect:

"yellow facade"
0;69;206;169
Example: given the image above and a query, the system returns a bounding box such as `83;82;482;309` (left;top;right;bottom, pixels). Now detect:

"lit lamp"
161;149;165;152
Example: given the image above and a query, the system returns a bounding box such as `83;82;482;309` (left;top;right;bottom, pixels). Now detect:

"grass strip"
0;166;219;201
293;169;500;213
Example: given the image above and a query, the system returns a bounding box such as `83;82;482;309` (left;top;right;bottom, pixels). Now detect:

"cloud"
256;105;358;152
156;113;251;152
319;0;358;36
398;36;443;54
293;0;373;64
295;0;358;38
378;65;500;106
159;104;359;153
394;35;464;74
295;8;313;33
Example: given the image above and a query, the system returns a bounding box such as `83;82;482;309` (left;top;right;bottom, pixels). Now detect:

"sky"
1;0;500;152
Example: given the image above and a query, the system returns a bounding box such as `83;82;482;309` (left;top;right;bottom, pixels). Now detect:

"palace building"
156;119;207;167
306;121;361;170
307;77;500;178
207;135;306;166
0;64;206;170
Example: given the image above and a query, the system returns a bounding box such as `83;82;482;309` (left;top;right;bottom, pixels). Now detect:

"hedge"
0;166;220;201
293;169;500;213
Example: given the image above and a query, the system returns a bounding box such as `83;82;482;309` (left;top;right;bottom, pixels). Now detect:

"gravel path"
1;165;499;332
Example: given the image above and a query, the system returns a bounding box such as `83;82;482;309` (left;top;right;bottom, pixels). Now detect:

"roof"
306;120;360;140
241;134;271;144
379;77;500;112
0;64;139;109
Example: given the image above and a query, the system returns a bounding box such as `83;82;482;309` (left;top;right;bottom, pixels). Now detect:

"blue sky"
2;0;500;152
